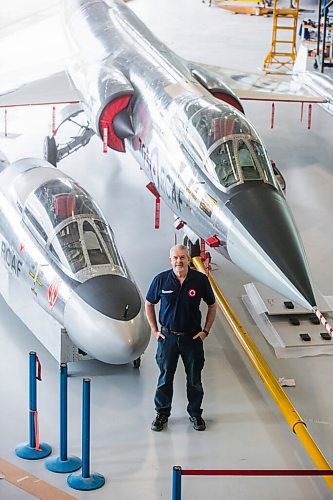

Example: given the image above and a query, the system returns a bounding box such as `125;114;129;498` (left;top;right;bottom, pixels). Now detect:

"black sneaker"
151;414;168;431
189;416;206;431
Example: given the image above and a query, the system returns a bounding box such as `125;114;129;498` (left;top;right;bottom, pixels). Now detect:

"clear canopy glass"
23;178;123;278
181;98;277;191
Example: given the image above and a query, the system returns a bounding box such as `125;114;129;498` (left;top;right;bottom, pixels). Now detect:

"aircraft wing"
0;70;81;108
198;64;327;104
0;0;325;110
0;65;324;109
0;5;80;110
0;63;325;110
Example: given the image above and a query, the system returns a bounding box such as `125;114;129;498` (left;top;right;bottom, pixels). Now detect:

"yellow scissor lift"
264;0;300;73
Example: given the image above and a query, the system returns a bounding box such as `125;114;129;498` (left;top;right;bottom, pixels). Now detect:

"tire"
44;136;57;167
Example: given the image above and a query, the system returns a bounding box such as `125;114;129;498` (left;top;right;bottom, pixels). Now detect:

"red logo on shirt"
188;289;196;297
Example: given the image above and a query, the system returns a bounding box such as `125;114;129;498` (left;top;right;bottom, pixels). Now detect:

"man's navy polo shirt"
146;267;215;334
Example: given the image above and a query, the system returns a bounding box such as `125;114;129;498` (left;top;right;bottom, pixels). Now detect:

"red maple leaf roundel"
48;280;59;310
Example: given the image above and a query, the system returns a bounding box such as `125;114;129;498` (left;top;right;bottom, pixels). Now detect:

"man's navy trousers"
155;330;205;417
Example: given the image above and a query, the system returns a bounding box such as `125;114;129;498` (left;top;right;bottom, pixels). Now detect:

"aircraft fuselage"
64;0;316;310
0;157;150;364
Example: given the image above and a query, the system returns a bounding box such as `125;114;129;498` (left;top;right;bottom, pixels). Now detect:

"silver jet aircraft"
0;152;150;365
0;0;319;311
61;0;316;310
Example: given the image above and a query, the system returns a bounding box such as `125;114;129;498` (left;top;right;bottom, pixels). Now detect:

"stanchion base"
15;442;52;460
67;471;105;491
45;455;82;473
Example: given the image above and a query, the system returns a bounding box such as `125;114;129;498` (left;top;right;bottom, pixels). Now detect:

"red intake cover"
99;94;132;152
212;91;244;114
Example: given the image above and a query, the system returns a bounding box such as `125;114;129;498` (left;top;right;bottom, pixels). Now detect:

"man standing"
145;244;217;432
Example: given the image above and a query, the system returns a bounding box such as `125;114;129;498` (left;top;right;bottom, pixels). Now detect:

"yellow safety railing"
192;256;333;491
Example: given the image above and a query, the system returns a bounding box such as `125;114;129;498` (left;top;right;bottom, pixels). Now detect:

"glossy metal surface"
0;157;150;364
63;0;316;309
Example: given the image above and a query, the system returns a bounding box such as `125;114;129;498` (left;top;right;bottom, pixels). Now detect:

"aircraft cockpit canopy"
23;178;125;280
207;135;276;190
184;99;278;191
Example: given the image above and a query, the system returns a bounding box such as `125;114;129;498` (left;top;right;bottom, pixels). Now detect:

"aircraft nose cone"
74;274;142;320
64;275;150;364
226;183;316;309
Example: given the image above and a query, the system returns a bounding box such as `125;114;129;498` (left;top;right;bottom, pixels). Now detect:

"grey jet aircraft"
0;151;150;365
0;0;322;312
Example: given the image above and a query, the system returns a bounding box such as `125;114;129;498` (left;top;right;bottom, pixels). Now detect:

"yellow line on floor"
0;458;77;499
192;257;333;492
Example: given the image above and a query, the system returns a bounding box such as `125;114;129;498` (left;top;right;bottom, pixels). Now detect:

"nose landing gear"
183;235;201;258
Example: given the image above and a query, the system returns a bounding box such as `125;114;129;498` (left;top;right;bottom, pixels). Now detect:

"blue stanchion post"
29;350;36;449
82;376;90;478
67;378;105;491
15;351;52;460
172;466;182;500
45;363;81;473
60;363;68;462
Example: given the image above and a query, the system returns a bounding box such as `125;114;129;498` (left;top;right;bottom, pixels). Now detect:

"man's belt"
161;326;191;336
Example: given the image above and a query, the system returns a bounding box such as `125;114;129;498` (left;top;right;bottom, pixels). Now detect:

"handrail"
192;256;333;491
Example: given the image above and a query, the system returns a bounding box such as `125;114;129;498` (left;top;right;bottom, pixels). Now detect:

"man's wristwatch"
203;329;209;336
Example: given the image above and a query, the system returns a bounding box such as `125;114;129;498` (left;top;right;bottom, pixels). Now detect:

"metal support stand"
15;352;52;460
45;363;81;473
172;466;182;500
67;379;105;491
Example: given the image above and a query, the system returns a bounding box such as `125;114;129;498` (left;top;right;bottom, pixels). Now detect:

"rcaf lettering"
158;167;183;211
139;139;183;211
1;241;23;276
139;138;152;173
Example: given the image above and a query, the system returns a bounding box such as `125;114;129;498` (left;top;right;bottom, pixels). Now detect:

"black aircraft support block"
320;332;332;341
299;333;311;341
284;301;295;310
289;317;300;326
309;314;320;325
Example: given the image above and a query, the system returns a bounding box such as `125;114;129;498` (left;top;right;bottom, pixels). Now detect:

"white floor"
1;1;333;499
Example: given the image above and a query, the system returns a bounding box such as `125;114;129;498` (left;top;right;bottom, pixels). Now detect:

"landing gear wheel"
183;236;201;258
44;136;57;167
133;357;141;368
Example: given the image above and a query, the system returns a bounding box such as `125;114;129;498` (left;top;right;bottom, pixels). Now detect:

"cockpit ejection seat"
54;194;76;218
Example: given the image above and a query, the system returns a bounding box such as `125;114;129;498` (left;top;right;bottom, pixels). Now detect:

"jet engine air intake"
72;65;134;152
99;94;133;152
211;91;244;114
190;65;244;113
